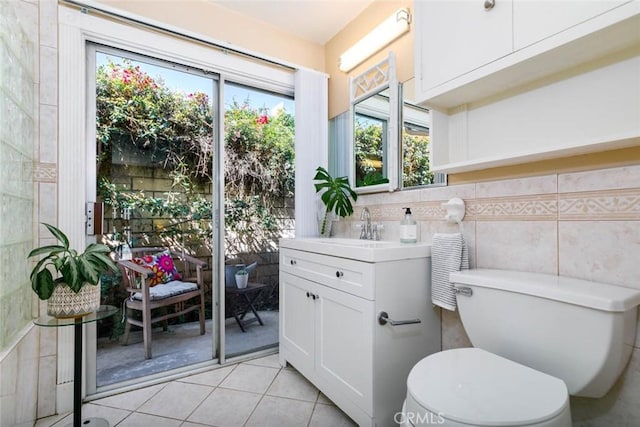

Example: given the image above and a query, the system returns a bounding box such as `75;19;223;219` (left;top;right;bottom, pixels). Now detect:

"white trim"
59;5;294;96
58;2;297;400
60;0;329;77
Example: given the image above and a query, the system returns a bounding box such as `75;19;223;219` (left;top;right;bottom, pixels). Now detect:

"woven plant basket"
47;282;100;318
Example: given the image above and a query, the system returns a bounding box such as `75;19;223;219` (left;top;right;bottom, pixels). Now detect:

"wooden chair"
117;247;207;359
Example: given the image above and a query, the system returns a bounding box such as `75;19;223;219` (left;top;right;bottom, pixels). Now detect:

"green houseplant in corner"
314;166;358;237
28;223;119;318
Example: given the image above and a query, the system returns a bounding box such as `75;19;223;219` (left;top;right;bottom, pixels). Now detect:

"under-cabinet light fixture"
339;8;411;73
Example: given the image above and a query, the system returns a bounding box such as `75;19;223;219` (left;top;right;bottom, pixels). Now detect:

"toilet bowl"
401;348;571;426
401;269;640;427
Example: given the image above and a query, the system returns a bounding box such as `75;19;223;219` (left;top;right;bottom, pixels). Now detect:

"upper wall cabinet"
414;0;640;111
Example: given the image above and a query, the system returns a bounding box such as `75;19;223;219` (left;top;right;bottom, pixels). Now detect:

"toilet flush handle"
378;311;421;326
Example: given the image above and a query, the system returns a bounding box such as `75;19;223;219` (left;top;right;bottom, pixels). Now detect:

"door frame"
59;4;294;403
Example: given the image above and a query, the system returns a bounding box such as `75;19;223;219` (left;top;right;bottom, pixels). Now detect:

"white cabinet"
513;1;628;50
414;0;640;173
415;0;639;110
416;0;512;94
280;272;374;414
279;240;440;427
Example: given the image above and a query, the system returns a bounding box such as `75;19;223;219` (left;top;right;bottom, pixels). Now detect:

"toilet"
401;269;640;426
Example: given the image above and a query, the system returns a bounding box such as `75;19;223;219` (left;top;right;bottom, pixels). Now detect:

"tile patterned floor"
35;354;357;427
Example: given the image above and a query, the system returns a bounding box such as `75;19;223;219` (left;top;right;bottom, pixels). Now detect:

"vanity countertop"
280;237;431;262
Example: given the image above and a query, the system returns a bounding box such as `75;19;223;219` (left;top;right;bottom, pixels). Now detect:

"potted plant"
313;166;358;237
235;268;249;289
28;223;119;318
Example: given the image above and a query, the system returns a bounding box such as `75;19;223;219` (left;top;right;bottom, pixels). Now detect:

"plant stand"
34;306;117;427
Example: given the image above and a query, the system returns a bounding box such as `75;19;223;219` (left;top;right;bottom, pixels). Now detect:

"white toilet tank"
450;269;640;398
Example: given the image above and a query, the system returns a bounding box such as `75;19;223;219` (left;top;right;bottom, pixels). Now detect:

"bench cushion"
132;280;198;301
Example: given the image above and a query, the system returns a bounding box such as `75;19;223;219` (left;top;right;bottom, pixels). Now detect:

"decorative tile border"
558;188;640;220
356;201;445;222
33;162;56;183
468;194;558;221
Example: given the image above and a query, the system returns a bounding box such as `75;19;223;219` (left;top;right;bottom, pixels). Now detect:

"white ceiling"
210;0;375;44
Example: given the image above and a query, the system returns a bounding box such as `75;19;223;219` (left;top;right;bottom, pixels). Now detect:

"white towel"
431;233;469;311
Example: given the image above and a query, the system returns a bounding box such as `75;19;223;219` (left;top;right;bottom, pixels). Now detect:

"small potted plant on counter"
28;223;119;318
313;166;358;237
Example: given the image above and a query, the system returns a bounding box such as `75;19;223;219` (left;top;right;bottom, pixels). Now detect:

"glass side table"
34;305;118;427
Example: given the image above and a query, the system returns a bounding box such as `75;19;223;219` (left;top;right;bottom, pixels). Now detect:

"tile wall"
0;0;59;425
334;163;640;425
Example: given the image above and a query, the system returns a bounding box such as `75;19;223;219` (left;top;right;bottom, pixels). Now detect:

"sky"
96;52;294;114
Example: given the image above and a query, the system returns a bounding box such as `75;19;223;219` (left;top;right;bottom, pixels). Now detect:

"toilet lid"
407;348;569;426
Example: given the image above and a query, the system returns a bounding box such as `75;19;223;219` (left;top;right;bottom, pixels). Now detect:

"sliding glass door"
89;44;219;387
85;44;295;391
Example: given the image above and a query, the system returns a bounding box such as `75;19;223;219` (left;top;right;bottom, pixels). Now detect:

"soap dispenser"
400;207;418;243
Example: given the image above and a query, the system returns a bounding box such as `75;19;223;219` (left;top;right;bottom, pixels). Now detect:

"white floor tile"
309;403;357;426
57;403;130;426
92;383;166;411
243;353;282;369
317;392;333;405
118;411;183;427
34;412;69;427
219;363;279;394
245;395;314;427
187;387;261;426
266;369;319;402
38;355;360;427
178;364;236;387
137;381;213;420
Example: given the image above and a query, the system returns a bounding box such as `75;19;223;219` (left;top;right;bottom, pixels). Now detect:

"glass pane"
354;113;388;187
402;120;433;187
94;50;217;386
223;82;294;357
401;78;445;189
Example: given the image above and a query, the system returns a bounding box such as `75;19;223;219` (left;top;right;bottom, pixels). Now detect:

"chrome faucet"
360;207;372;240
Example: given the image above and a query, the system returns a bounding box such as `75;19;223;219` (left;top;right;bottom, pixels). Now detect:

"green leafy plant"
28;223;119;300
313;166;358;235
235;269;248;276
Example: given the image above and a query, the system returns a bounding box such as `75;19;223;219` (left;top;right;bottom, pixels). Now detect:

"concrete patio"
97;311;278;386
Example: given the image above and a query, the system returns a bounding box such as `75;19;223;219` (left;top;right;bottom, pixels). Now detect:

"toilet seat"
405;348;570;426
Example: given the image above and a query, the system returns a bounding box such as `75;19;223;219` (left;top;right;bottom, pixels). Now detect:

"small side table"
34;305;118;427
226;282;268;332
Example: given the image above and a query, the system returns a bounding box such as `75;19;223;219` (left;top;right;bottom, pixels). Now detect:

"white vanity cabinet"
279;239;440;427
414;0;639;110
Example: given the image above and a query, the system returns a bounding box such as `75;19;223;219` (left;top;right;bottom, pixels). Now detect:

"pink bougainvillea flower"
256;115;269;125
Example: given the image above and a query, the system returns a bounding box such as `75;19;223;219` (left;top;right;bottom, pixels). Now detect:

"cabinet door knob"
306;291;311;298
290;259;296;265
312;293;318;300
484;0;495;10
335;271;344;278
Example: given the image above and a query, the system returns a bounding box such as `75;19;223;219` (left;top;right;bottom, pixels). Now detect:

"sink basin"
280;237;431;262
313;238;399;248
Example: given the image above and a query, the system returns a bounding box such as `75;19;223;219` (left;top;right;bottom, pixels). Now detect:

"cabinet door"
316;284;374;414
513;0;628;50
415;0;513;94
280;272;315;374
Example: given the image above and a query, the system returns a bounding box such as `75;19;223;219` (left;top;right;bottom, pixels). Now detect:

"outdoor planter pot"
235;271;249;288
